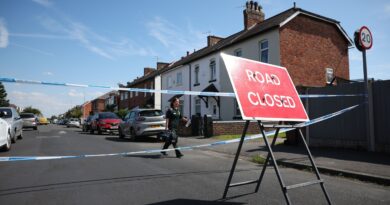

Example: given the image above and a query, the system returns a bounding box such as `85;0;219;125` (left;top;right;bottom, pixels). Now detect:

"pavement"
179;135;390;186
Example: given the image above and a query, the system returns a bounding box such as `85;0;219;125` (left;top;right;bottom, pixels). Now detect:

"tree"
0;82;10;107
65;106;82;118
23;106;42;116
115;109;128;119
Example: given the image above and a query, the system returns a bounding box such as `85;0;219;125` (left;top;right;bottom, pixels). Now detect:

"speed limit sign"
358;26;373;50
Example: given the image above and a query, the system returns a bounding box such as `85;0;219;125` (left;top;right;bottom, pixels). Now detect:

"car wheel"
97;127;102;135
33;126;37;130
90;128;94;134
118;128;125;139
17;129;23;140
11;133;16;143
1;130;11;151
130;129;137;141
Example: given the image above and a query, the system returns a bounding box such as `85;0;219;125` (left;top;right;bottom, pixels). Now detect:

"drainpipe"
188;63;192;117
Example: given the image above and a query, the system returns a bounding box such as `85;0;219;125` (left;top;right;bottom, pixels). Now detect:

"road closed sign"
221;53;309;122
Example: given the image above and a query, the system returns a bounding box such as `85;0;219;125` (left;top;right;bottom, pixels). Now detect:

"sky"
0;0;389;117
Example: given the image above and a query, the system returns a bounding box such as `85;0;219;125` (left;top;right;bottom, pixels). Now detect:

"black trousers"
162;130;182;156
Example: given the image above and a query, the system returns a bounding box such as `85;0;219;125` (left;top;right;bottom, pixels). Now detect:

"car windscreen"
99;112;119;119
139;110;163;117
20;113;35;118
0;108;12;118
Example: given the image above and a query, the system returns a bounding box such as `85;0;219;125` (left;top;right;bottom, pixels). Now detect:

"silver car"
20;113;38;130
0;107;23;143
119;109;165;140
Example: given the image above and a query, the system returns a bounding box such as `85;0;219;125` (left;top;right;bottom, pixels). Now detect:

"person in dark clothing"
161;97;188;158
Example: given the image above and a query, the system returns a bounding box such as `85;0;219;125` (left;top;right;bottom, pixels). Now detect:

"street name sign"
221;53;309;122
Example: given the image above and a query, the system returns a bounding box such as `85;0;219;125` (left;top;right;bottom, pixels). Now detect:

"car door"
120;112;130;134
127;111;136;135
13;110;23;136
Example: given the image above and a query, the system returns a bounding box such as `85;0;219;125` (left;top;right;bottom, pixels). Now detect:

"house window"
213;104;217;115
167;76;172;88
234;100;241;116
259;40;269;63
124;92;128;100
120;92;124;100
209;59;216;82
177;72;182;86
144;85;147;97
234;48;242;57
130;91;133;98
326;68;334;84
194;65;199;85
195;98;201;115
135;90;138;97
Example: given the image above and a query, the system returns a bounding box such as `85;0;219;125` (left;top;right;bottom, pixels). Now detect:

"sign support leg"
222;120;250;199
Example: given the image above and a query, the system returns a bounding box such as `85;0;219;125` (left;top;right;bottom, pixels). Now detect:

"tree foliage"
0;82;10;107
115;109;128;119
65;106;82;118
22;106;42;116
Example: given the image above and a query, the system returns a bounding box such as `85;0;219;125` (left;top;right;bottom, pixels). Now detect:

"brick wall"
280;15;350;87
213;121;262;136
82;102;92;118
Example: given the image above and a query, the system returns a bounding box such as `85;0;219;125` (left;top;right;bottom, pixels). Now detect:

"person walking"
161;97;187;158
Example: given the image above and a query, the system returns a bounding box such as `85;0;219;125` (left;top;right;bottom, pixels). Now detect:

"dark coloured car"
82;115;93;132
90;112;121;135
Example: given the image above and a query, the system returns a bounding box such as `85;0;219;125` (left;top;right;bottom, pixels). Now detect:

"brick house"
91;97;105;114
119;66;168;110
158;1;352;122
81;101;92;119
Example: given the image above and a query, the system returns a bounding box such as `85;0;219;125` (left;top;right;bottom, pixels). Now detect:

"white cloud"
146;17;205;57
11;42;54;56
9;91;73;117
42;71;54;76
68;89;84;97
385;4;390;14
32;15;156;60
0;18;9;48
32;0;52;8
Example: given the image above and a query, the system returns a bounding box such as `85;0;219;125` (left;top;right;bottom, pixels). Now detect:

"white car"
0;107;23;144
0;117;12;151
66;118;81;128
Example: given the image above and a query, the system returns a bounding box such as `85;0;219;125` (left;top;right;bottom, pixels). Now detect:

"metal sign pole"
362;50;375;151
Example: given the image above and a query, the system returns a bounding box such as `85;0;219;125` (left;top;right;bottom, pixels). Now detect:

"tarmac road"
0;124;389;205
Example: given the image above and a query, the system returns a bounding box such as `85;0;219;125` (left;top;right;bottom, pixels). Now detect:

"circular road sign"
359;26;373;50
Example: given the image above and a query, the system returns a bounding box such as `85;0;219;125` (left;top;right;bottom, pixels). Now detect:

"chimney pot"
243;1;264;30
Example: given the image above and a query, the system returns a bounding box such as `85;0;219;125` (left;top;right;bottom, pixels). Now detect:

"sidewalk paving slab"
179;136;390;186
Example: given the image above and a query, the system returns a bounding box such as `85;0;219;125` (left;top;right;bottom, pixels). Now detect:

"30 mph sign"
221;53;308;122
359;26;373;50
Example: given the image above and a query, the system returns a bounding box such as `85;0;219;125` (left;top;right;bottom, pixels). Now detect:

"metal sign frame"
222;121;332;205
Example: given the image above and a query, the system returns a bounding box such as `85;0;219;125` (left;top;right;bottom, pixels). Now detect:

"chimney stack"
144;67;156;76
207;35;223;47
243;1;264;30
157;62;169;70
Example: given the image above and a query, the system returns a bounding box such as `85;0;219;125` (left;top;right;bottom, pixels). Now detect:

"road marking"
36;136;61;139
58;131;67;134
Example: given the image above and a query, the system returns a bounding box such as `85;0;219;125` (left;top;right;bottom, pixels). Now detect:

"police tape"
0;103;361;162
0;77;364;98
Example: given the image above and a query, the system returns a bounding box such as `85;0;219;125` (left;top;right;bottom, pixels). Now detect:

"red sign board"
221;53;309;122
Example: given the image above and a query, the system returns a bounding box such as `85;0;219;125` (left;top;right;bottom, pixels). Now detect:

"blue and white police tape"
0;103;361;162
0;77;364;99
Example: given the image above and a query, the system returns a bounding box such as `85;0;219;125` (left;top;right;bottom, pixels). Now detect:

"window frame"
209;59;216;82
259;39;269;63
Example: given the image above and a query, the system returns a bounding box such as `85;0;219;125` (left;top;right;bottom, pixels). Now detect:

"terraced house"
158;1;352;121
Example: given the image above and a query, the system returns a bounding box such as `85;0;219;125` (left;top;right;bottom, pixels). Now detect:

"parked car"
0;107;23;143
0;117;11;151
66;118;80;128
82;115;93;132
38;117;49;125
118;109;165;140
20;113;38;130
90;112;121;135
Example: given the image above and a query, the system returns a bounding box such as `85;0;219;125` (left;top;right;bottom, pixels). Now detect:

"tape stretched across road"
0;77;364;98
0;104;361;162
